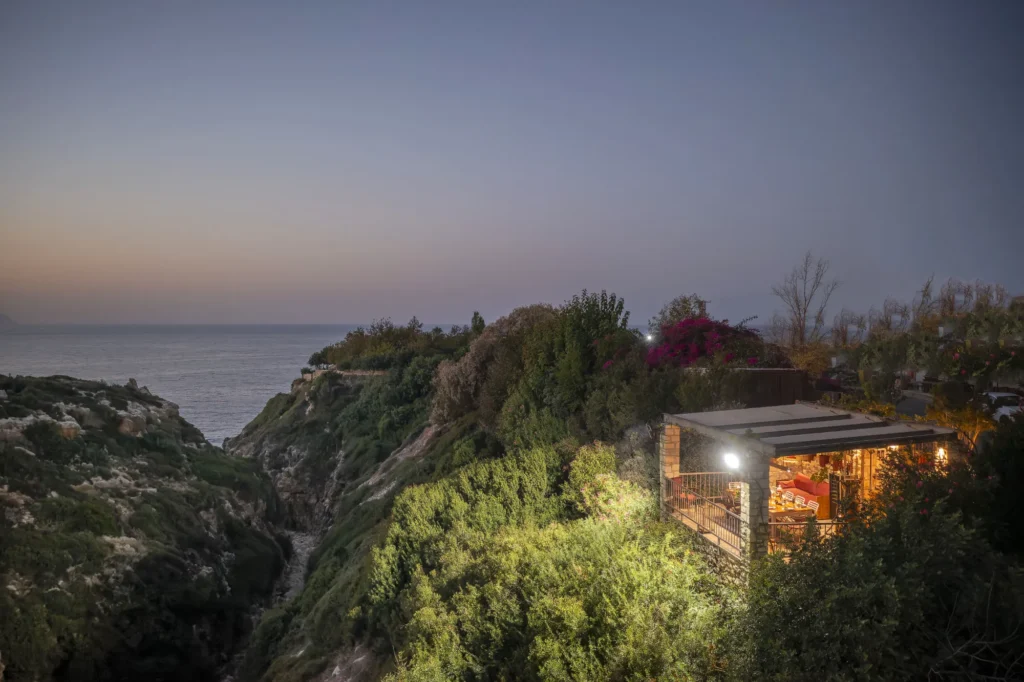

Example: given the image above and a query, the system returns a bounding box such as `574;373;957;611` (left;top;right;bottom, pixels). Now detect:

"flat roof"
665;402;956;456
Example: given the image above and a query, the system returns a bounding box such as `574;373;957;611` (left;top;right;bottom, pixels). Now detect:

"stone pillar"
659;422;681;520
739;455;771;562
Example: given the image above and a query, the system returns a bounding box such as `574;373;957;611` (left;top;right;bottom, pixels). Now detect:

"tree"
648;294;708;335
831;308;867;348
470;311;485;335
770;251;840;347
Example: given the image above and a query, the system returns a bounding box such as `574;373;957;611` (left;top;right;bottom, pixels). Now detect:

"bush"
431;304;557;426
384;516;735;681
564;443;616;511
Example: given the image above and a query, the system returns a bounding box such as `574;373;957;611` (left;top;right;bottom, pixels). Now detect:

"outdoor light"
723;452;740;470
936;447;947;464
645;334;653;342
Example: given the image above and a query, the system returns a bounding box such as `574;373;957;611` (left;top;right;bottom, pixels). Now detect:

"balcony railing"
667;473;743;555
768;518;845;554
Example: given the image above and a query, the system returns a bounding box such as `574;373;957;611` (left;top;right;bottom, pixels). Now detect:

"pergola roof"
665;403;956;457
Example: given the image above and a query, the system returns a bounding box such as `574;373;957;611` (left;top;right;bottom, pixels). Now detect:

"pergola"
659;403;956;562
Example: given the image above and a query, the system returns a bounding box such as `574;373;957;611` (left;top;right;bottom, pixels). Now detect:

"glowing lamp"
936;447;947;463
645;334;653;342
723;452;741;470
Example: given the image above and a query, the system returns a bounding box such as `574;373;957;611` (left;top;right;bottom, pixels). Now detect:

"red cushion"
783;473;829;497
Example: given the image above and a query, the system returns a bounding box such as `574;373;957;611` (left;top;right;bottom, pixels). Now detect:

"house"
658;403;956;578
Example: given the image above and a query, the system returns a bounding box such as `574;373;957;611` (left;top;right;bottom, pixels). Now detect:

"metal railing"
768;519;845;554
667;474;743;554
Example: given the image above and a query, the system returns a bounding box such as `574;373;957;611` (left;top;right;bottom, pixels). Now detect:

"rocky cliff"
0;375;288;681
223;356;484;682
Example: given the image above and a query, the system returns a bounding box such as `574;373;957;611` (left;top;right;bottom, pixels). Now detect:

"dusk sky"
2;1;1022;325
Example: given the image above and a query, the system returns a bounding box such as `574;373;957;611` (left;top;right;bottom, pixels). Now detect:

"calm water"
0;325;357;444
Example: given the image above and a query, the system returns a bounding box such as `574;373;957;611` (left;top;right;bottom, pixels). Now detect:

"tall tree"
771;251;839;346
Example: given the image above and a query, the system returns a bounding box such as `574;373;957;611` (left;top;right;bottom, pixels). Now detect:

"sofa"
779;473;830;519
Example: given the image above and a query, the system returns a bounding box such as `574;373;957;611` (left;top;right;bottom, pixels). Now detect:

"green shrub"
37;495;120;535
564;443;616;511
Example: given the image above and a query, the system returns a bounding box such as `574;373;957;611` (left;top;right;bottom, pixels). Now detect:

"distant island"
0;314;15;331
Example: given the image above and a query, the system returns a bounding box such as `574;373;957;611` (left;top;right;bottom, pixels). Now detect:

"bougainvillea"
946;341;1024;381
646;317;770;368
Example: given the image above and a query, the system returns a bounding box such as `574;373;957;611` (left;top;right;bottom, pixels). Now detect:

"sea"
0;325;358;445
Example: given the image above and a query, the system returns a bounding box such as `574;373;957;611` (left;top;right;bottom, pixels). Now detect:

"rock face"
228;368;447;682
0;375;288;681
227;372;396;533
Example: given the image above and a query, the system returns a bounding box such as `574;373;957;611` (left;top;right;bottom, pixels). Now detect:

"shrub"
383;516;736;682
431;304;557;426
579;474;654;525
648;317;772;369
564;443;616;511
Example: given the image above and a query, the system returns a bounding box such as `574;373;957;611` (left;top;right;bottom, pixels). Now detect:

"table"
769;506;816;522
768;494;816;522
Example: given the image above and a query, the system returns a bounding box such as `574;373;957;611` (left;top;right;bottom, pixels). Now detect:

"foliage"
970;416;1024;555
563;442;616;512
241;285;1022;682
368;437;735;682
579;474;655;525
647;293;708;335
741;436;1024;681
385;519;736;682
431;305;557;426
311;317;474;371
646;317;766;369
919;384;997;452
817;393;897;418
368;446;565;614
787;342;832;376
0;375;285;682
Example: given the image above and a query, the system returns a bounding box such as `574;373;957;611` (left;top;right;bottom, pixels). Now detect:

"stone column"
739;454;770;562
659;422;681;521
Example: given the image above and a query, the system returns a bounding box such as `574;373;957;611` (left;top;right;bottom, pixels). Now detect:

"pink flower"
953;352;960;360
920;509;928;515
602;360;613;370
985;361;990;366
960;369;967;375
916;480;923;488
747;356;759;365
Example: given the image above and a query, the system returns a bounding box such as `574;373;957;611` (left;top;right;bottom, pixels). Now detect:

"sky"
1;0;1022;325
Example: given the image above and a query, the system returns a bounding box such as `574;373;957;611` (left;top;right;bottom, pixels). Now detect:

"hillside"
227;297;790;681
231;293;1024;682
0;375;288;681
0;314;15;331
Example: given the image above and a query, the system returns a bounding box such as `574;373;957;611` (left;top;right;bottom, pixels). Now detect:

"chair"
794;495;806;506
783;490;795;502
806;500;820;514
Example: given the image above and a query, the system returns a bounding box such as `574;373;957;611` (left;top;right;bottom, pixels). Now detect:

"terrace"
659;403;956;565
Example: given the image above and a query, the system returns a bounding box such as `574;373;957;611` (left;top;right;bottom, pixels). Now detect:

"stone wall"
685;531;749;586
658;423;681;520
